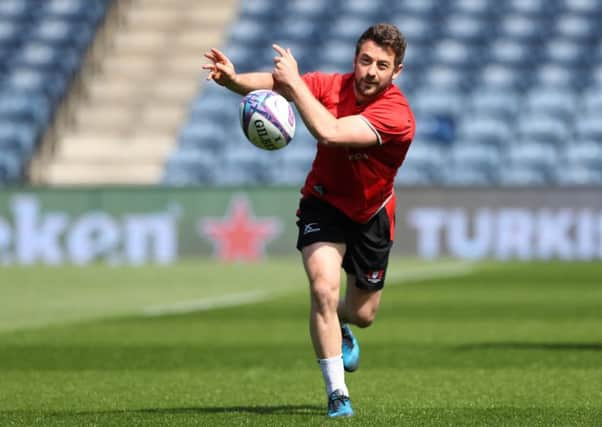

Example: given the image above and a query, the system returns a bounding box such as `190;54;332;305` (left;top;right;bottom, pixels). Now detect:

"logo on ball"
239;90;296;150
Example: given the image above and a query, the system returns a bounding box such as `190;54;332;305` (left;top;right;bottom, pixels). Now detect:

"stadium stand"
38;0;237;185
0;0;237;186
1;0;602;187
0;0;110;185
163;0;602;187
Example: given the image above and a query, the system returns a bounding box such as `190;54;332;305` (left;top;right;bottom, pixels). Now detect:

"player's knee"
310;279;339;312
352;307;377;328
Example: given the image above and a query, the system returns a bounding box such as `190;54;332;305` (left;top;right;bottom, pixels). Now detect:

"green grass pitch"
0;259;601;426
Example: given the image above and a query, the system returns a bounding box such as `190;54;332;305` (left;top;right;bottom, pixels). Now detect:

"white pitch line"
143;290;272;317
387;261;476;284
143;262;476;317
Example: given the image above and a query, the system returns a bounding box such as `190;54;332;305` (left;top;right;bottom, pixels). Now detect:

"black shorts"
296;196;394;291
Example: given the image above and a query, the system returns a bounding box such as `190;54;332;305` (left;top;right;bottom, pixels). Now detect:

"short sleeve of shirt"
361;92;415;145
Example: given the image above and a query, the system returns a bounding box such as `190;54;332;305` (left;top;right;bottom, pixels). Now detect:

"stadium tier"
165;0;602;186
1;0;602;186
0;0;110;184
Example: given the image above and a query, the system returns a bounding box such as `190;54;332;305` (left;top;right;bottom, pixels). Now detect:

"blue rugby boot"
341;324;360;372
327;389;354;418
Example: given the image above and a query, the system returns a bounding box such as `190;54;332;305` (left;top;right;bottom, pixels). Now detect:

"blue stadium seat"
590;65;602;88
430;39;478;70
343;0;386;17
575;113;602;140
414;115;456;145
487;37;538;68
534;63;580;89
498;164;549;186
554;13;600;43
328;15;375;43
541;39;587;69
392;15;436;45
0;89;51;129
162;148;216;186
36;0;107;25
413;87;466;119
239;0;282;20
394;0;442;16
4;67;69;106
522;87;577;121
441;167;497;186
497;14;547;43
227;17;267;49
402;141;447;183
274;17;320;44
267;141;314;185
0;150;22;184
400;40;431;80
190;85;241;120
563;141;602;170
440;13;493;44
395;162;436;186
317;40;354;73
0;0;35;20
505;141;559;182
468;88;520;120
555;163;602;185
285;0;331;19
29;18;95;54
517;112;571;146
176;122;225;156
558;0;601;15
449;0;500;17
0;19;24;53
455;114;514;149
221;144;272;185
504;0;553;18
476;63;530;91
579;89;602;114
0;119;38;157
11;42;80;77
447;143;501;183
420;65;468;91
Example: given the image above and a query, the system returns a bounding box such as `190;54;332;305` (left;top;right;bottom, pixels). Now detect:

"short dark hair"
355;23;407;67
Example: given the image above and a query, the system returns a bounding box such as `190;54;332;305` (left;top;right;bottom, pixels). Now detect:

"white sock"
318;355;349;397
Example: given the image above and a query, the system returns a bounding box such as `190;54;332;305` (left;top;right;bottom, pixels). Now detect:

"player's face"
353;40;402;104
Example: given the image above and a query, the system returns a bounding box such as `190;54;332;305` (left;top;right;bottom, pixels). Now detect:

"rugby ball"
239;89;295;150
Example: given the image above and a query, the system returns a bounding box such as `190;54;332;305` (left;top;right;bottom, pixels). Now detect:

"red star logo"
199;195;282;262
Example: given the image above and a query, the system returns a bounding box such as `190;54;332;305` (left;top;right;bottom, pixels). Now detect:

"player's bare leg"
302;241;353;417
302;242;345;358
338;274;382;328
338;274;383;372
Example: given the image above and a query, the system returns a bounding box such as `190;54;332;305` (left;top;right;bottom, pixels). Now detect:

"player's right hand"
202;48;236;87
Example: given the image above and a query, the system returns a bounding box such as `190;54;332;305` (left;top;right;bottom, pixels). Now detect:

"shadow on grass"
127;405;323;416
1;404;324;417
456;342;602;351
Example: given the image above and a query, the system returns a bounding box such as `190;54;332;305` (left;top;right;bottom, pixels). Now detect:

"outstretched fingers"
203;48;230;66
211;47;226;58
272;43;287;56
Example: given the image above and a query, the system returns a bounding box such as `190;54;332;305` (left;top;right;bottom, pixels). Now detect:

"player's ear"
392;63;403;80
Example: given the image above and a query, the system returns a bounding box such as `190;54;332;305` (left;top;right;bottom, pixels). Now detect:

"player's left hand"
272;44;303;97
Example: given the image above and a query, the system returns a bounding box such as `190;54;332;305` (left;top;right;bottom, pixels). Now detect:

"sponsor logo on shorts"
365;270;385;284
303;222;321;235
